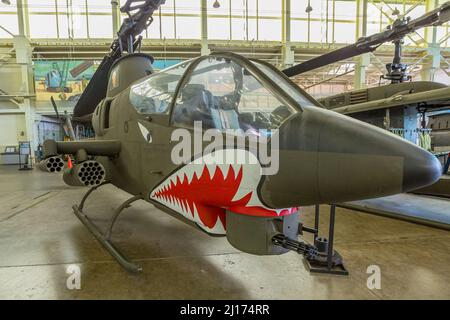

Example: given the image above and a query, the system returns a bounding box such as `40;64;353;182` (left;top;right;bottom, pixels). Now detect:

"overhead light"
392;7;400;16
1;0;11;5
213;0;220;9
305;5;313;13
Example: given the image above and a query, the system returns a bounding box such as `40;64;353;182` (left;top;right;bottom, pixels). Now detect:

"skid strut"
273;205;348;276
303;204;349;276
72;182;144;273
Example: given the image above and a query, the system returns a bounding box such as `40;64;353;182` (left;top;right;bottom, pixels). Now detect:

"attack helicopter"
38;0;442;272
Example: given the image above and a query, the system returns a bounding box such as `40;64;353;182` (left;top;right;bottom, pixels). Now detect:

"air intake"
349;89;368;105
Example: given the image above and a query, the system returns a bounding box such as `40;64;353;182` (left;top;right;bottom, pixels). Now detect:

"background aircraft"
283;2;450;141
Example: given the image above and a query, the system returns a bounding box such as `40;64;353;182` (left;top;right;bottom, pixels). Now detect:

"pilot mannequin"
172;84;215;128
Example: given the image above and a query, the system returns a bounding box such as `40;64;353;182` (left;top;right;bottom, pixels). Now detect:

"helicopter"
283;2;450;139
38;0;442;272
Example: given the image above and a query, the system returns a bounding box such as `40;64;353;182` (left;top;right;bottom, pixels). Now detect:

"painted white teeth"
178;172;186;184
183;164;203;184
209;216;226;234
179;199;187;216
231;164;241;178
184;202;190;216
205;164;216;178
184;201;191;217
192;203;200;224
194;165;204;180
217;164;230;178
184;168;195;184
176;198;184;216
172;198;178;212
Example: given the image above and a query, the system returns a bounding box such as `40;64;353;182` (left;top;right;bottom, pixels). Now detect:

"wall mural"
34;60;98;102
34;59;182;101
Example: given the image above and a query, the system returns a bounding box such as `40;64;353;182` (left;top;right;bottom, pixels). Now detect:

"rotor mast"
73;0;166;118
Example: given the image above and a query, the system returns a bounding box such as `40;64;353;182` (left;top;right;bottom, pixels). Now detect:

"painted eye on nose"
138;122;152;143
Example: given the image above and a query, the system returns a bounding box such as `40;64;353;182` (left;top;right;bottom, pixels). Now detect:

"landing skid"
72;182;143;273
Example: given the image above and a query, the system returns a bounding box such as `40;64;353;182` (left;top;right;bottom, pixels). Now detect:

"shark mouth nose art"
150;149;298;235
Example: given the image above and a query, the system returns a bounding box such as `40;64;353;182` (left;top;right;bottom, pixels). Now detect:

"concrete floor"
342;193;450;229
0;165;449;299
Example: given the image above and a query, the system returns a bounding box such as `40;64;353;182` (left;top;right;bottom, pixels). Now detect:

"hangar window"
171;56;297;133
129;60;192;115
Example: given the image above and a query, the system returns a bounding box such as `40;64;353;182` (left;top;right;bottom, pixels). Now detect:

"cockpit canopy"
129;53;316;132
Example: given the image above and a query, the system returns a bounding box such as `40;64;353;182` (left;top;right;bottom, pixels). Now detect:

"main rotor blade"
50;96;60;119
73;55;115;118
282;1;450;77
282;45;375;77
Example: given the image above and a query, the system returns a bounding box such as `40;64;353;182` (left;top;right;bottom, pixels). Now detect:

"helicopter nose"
402;144;442;192
259;106;442;207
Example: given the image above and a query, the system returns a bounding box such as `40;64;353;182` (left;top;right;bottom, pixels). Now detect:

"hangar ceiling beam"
282;0;294;68
16;0;30;38
13;35;36;152
201;0;210;55
354;0;369;89
112;0;121;36
422;0;440;81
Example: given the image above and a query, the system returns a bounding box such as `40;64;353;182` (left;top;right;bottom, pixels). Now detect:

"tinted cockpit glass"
171;56;297;134
130;60;192;114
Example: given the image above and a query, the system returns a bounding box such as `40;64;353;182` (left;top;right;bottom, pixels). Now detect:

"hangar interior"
0;0;449;299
